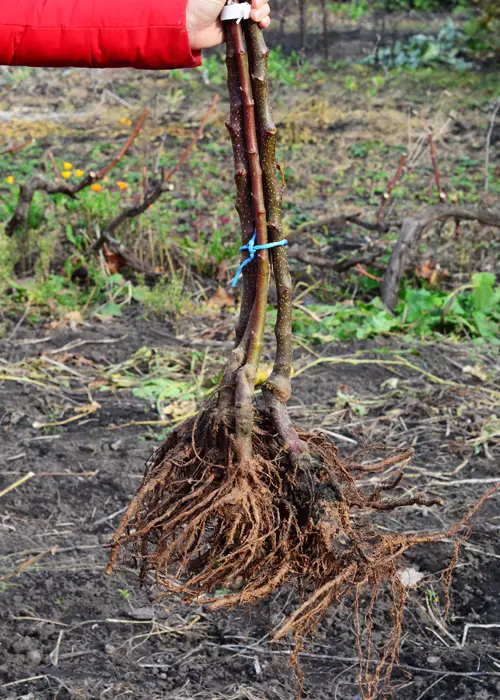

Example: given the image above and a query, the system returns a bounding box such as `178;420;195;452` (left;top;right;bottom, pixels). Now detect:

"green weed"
292;273;500;346
139;274;193;318
0;226;17;294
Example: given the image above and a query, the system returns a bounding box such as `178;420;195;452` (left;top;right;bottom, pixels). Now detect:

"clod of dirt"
26;649;42;665
11;638;31;655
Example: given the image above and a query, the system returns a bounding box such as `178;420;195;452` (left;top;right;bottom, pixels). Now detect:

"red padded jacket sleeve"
0;0;201;70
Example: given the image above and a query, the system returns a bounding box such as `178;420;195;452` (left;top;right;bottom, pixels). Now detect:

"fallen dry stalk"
0;471;35;498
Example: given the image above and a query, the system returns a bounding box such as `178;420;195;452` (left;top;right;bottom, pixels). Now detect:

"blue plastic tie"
231;231;288;287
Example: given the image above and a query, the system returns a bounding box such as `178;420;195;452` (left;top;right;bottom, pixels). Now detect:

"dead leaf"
47;352;91;367
415;259;440;286
103;242;127;275
75;401;101;414
161;399;197;420
88;379;110;391
207;286;235;310
49;311;87;332
255;365;273;386
462;365;489;382
216;260;230;283
397;567;424;587
381;377;399;391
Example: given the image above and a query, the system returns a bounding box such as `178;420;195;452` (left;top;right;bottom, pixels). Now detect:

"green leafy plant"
364;20;472;70
201;52;227;86
139;274;193;318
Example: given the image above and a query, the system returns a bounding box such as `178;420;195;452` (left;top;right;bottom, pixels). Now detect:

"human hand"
187;0;271;52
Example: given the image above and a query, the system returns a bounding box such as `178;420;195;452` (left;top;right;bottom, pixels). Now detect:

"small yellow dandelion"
63;162;73;171
116;181;128;190
6;175;14;185
75;169;84;177
90;183;103;193
61;171;72;179
119;117;133;127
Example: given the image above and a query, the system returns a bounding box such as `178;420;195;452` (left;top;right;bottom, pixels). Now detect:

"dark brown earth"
1;314;499;700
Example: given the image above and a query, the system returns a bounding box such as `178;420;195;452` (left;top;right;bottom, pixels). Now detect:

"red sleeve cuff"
0;0;203;70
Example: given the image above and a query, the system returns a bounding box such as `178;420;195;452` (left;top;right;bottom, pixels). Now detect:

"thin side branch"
428;131;446;201
0;138;35;156
287;213;388;242
377;153;407;227
163;96;219;184
5;176;76;238
94;109;149;179
288;245;382;272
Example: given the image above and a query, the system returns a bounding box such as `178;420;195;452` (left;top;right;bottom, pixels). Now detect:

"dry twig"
377;153;407;226
428;131;446;201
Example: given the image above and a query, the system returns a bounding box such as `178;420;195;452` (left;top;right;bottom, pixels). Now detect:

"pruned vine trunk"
381;205;500;310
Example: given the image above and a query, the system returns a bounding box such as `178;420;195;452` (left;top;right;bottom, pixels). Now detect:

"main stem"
223;21;271;463
225;26;257;347
218;25;256;420
245;23;306;457
231;21;270;377
245;22;293;405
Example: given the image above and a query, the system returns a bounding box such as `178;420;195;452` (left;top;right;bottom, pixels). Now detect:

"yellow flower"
61;171;72;179
63;162;73;171
6;175;14;185
90;183;103;192
75;169;84;177
116;181;128;190
119;117;132;127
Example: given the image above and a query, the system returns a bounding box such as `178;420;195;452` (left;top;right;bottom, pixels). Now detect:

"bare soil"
1;314;499;700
